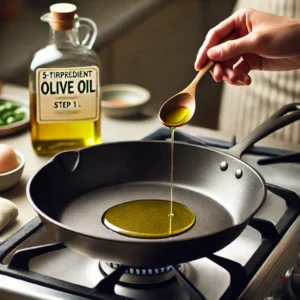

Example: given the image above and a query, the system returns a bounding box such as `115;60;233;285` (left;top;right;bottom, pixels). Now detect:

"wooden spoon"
158;59;215;128
159;32;237;128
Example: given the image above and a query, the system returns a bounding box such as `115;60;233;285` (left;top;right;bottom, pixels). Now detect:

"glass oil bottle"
29;3;101;155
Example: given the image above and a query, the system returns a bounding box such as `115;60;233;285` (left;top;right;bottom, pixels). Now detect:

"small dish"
0;149;25;191
101;84;151;118
0;98;30;137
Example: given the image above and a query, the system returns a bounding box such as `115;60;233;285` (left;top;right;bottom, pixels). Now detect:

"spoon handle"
185;60;215;94
185;31;238;94
199;59;215;75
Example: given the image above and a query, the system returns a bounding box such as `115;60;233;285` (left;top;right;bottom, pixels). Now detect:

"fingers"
194;14;238;71
194;8;253;71
210;57;239;81
210;63;223;82
207;34;257;62
210;57;253;86
233;60;252;85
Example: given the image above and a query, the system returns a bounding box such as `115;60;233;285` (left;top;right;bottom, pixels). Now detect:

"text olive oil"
29;3;101;155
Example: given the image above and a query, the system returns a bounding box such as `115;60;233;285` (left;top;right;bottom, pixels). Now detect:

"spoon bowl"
159;60;215;128
158;93;195;127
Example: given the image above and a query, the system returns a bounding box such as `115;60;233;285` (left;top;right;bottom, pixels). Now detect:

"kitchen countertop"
0;83;299;244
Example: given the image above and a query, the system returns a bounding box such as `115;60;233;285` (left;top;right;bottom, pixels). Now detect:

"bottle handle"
77;17;97;49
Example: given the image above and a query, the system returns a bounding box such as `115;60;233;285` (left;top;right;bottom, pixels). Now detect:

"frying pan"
27;103;300;267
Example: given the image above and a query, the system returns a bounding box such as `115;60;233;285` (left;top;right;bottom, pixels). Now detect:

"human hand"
194;8;300;86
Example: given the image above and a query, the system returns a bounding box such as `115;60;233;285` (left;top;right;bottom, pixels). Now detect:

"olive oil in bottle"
29;3;101;155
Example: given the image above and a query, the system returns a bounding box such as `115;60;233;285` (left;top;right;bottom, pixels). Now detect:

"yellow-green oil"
30;93;101;155
102;105;195;239
103;200;195;238
170;127;175;217
161;106;191;127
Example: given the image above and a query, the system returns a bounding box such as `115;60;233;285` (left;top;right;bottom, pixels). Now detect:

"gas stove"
1;127;300;300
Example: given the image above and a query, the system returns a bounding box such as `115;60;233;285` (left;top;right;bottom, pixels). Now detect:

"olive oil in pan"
103;200;195;238
102;106;195;239
102;131;196;239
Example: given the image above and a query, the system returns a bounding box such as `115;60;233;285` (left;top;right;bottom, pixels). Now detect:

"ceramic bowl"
101;84;151;118
0;149;25;191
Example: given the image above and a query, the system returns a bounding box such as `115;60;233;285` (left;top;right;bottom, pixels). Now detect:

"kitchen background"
0;0;235;130
3;2;300;299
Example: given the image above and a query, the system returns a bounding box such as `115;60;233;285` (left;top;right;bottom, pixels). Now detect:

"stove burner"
99;262;184;285
106;262;181;275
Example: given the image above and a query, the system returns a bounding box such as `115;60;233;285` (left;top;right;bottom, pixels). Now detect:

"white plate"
0;98;30;137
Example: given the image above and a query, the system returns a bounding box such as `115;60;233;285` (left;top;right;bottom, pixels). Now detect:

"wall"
99;0;235;129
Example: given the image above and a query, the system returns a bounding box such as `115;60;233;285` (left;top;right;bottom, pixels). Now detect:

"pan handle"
227;103;300;158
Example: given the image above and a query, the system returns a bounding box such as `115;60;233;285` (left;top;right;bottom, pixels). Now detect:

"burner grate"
258;152;300;165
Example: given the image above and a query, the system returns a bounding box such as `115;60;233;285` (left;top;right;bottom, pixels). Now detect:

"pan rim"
26;140;267;244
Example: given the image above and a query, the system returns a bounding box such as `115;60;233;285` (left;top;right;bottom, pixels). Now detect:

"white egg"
0;144;19;173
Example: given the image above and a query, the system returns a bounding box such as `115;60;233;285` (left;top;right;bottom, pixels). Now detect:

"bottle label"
36;66;100;123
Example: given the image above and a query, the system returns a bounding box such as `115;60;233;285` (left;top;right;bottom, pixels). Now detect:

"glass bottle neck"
49;27;78;48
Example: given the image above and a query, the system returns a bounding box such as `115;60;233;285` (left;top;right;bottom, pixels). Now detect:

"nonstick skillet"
27;103;300;267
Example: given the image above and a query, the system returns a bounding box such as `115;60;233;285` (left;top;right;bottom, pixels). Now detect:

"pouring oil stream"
160;107;192;234
169;127;175;234
102;105;196;239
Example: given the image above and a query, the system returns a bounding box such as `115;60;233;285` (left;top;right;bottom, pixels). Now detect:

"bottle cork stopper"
49;3;77;30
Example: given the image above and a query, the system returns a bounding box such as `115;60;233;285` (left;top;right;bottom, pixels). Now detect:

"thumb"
207;34;256;61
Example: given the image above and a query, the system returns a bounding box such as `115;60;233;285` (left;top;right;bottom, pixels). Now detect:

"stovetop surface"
1;128;300;300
